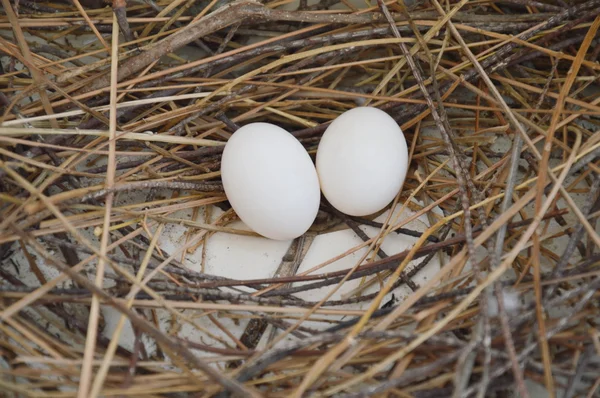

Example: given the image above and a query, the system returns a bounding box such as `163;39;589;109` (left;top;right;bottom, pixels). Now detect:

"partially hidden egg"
316;107;409;216
221;123;321;240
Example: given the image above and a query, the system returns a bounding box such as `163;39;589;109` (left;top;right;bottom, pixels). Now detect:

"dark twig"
328;204;419;291
494;284;530;398
113;0;135;44
564;347;594;398
81;180;224;203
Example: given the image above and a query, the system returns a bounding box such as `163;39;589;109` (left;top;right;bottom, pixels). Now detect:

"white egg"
221;123;321;240
316;107;409;216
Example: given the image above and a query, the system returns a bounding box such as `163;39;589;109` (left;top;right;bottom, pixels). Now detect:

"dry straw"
1;0;600;397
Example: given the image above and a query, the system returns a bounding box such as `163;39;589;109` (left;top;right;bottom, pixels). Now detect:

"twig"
81;180;224;202
494;284;530;398
113;0;136;45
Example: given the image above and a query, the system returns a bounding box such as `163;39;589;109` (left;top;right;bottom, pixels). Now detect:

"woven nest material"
1;0;600;397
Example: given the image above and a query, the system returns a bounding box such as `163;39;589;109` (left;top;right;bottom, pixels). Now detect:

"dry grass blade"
77;14;120;398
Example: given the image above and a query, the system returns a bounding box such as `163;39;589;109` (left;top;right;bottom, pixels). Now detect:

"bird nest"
1;0;600;397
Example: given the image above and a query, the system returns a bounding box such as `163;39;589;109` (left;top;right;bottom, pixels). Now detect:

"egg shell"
316;107;409;216
221;123;321;240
